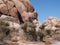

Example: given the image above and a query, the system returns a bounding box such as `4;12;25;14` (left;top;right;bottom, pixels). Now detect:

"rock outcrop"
0;0;39;45
0;0;38;23
0;15;45;45
0;15;60;45
43;16;60;30
0;0;60;45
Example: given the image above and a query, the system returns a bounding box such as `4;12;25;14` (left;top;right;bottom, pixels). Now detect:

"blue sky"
30;0;60;22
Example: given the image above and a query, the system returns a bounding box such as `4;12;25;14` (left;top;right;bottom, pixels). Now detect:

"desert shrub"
38;30;47;41
0;20;15;41
38;24;56;41
21;23;27;32
46;30;52;35
21;22;36;33
21;22;37;41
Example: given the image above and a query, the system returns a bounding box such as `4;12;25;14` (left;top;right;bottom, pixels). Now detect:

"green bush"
0;20;15;41
21;23;27;32
21;22;37;41
46;30;52;35
38;30;47;41
21;22;36;34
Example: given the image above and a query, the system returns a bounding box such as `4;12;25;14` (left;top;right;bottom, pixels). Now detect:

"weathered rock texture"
0;0;38;24
0;0;60;45
43;16;60;30
0;0;39;45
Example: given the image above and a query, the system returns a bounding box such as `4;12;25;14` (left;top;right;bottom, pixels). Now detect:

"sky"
30;0;60;22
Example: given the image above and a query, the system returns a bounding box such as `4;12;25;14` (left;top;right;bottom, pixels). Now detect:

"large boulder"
0;0;38;23
20;0;34;12
0;15;19;23
43;16;60;30
0;4;8;14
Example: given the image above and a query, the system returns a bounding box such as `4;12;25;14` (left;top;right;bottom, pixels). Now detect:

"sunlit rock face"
43;16;60;30
0;0;60;45
0;0;39;45
0;0;38;23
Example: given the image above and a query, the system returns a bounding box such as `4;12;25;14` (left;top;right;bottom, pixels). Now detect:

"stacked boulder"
0;0;38;24
43;16;60;30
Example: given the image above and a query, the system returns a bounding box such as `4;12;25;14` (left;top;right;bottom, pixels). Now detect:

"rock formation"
0;0;38;24
43;16;60;30
0;0;39;45
0;15;45;45
0;0;60;45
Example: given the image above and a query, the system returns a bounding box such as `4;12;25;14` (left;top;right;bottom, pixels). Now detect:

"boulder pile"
0;0;38;24
43;16;60;31
0;0;60;45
